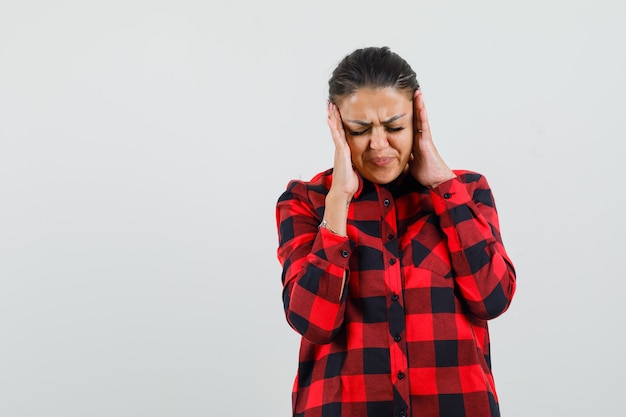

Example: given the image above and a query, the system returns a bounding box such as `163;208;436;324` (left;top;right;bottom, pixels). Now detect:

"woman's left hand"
409;90;456;188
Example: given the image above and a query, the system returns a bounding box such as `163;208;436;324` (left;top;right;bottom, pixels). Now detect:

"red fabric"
276;169;516;417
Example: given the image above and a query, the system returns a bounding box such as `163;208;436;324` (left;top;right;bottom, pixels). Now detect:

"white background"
1;0;624;416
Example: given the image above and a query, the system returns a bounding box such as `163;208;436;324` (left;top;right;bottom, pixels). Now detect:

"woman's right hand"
327;102;359;200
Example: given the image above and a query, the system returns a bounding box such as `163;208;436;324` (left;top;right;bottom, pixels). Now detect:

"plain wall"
1;0;624;416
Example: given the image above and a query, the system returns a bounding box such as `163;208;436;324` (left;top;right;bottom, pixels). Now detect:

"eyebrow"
346;114;406;126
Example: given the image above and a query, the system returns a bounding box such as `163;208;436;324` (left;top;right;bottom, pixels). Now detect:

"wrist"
326;190;353;209
319;219;345;236
322;191;351;238
428;173;456;189
327;184;354;200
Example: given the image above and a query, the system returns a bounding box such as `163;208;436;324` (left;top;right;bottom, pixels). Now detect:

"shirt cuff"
430;177;473;215
313;227;353;269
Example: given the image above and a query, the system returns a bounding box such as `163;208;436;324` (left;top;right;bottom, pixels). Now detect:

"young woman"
276;46;516;417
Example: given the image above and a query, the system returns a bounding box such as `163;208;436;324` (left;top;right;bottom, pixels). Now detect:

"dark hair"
328;46;419;104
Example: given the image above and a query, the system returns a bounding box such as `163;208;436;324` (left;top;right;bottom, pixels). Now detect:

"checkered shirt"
276;169;516;417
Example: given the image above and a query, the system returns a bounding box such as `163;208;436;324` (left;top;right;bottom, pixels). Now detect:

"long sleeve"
276;179;352;345
277;169;516;417
430;171;516;320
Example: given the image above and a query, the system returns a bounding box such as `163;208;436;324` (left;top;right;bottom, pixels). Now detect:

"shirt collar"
352;169;413;200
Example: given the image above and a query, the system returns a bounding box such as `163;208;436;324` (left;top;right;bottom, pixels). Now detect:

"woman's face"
338;87;414;185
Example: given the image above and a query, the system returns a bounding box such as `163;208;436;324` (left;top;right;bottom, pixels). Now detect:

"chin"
367;170;402;185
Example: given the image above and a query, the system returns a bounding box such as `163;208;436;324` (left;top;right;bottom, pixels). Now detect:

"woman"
276;46;516;417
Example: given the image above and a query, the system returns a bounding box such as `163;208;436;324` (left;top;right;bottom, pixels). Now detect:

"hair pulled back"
328;46;419;104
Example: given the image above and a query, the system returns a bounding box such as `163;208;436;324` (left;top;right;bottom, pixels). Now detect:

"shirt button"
341;250;349;258
443;193;451;199
394;335;401;342
383;199;390;207
391;294;399;302
398;372;405;380
389;258;396;265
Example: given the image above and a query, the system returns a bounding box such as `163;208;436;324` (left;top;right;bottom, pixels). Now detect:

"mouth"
369;157;395;167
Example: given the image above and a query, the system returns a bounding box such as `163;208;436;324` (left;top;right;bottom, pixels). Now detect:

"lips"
369;157;394;167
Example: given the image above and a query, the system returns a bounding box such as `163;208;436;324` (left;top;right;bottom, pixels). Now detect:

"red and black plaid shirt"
276;169;516;417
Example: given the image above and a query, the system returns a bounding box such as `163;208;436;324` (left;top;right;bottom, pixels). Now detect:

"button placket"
377;186;410;412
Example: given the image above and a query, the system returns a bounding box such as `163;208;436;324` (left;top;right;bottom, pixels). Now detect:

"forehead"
339;87;413;119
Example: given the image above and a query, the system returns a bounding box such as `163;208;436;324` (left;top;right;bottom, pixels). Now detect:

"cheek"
398;133;414;155
347;139;366;161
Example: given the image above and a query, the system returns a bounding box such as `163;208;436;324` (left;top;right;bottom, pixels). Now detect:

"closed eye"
349;127;371;136
350;126;405;136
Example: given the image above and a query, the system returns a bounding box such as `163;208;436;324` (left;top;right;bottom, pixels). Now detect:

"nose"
369;126;389;150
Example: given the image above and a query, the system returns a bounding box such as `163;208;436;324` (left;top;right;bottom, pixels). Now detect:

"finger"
327;103;340;139
414;90;431;136
327;103;348;147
